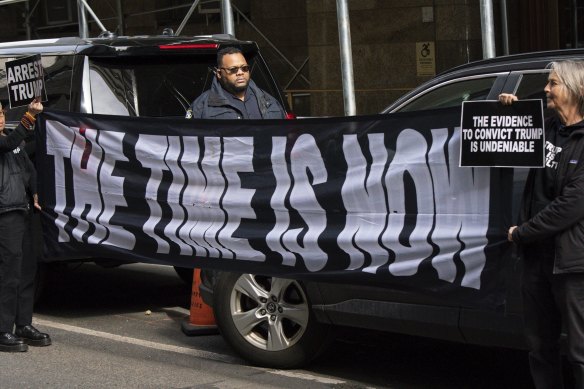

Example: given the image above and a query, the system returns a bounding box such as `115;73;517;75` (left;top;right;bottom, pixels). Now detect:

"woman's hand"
498;93;518;106
27;97;43;117
33;194;41;211
507;226;517;242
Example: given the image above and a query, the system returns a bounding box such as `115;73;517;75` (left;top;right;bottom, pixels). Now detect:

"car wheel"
213;272;332;368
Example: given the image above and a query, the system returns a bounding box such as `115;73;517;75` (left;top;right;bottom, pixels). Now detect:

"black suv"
201;48;584;369
0;33;290;285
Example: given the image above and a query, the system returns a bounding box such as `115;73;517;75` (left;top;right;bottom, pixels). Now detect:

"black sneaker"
0;332;28;352
15;325;51;347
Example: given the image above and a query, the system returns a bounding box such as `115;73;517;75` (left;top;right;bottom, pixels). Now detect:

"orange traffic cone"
181;268;219;336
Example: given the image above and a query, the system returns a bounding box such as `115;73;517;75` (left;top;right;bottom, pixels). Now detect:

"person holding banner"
185;46;285;120
503;59;584;388
0;97;51;352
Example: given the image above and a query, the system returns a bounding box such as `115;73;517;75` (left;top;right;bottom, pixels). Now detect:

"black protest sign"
459;100;544;167
5;54;47;108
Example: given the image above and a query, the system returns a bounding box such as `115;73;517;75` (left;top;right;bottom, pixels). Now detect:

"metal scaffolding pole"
116;0;124;35
78;0;107;33
176;0;201;36
221;0;234;36
336;0;356;116
78;0;88;38
500;0;509;55
479;0;496;58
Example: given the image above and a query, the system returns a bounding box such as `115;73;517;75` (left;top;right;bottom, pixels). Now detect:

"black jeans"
522;246;584;389
0;211;26;332
16;210;37;327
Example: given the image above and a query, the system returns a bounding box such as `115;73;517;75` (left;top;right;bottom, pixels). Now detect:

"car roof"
384;48;584;113
0;34;259;57
440;48;584;76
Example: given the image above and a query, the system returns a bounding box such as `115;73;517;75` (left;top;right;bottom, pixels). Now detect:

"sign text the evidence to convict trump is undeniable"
459;100;545;167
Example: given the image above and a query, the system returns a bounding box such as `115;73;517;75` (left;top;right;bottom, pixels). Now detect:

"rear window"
396;76;497;112
88;53;283;118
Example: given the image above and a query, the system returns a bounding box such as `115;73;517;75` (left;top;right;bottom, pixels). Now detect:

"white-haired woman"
502;59;584;389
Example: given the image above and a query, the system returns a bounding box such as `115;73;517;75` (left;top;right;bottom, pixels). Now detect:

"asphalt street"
0;262;535;388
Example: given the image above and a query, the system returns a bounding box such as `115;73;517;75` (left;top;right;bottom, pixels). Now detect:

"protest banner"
460;100;545;167
35;107;513;308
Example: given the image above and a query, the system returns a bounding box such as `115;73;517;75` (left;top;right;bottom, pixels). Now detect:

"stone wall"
306;0;483;116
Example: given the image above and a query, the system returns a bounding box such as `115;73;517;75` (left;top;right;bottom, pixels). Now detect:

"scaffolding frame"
0;0;501;116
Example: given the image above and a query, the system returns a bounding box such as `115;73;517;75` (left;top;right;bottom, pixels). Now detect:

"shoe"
0;332;28;352
15;325;51;347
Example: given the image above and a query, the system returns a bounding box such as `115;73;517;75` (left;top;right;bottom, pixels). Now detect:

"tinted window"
89;54;283;118
514;71;552;114
397;77;497;112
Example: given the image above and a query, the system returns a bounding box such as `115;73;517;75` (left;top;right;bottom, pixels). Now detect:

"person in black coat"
502;59;584;388
185;46;285;120
0;97;51;352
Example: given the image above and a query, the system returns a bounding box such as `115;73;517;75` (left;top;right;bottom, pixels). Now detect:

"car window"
88;53;282;118
89;55;216;117
512;71;555;118
514;71;549;101
396;76;498;112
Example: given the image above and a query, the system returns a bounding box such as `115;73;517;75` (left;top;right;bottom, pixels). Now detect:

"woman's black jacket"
512;122;584;273
0;123;36;215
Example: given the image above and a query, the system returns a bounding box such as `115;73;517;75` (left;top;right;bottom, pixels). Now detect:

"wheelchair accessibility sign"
416;42;435;77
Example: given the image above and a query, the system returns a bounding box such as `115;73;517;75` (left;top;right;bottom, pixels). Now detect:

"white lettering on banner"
383;129;434;276
177;136;207;256
218;137;264;261
163;136;192;255
428;128;489;289
266;137;296;266
94;131;135;249
46;121;76;242
45;119;491;289
278;134;328;272
338;129;489;288
135;135;172;254
338;133;389;271
45;123;134;249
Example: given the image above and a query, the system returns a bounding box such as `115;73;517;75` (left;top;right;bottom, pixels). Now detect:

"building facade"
0;0;580;116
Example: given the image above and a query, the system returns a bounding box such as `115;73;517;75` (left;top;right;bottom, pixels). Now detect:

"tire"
213;272;332;369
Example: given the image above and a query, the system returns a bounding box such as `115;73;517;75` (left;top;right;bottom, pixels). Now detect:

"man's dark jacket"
512;120;584;273
185;78;285;120
0;123;35;214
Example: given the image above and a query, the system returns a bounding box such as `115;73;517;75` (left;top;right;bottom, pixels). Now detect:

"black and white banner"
36;108;513;307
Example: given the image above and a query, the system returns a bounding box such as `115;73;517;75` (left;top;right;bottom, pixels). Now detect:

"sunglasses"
219;65;250;75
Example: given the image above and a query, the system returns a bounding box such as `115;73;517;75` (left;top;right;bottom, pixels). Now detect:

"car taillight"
159;43;219;50
285;112;296;120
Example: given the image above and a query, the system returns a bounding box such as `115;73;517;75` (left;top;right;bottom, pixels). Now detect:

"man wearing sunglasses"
185;46;285;120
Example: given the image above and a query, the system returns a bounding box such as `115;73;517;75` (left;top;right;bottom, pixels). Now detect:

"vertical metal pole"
500;0;509;55
221;0;235;36
78;0;88;38
479;0;496;58
25;0;31;40
336;0;356;116
116;0;124;35
574;0;579;48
